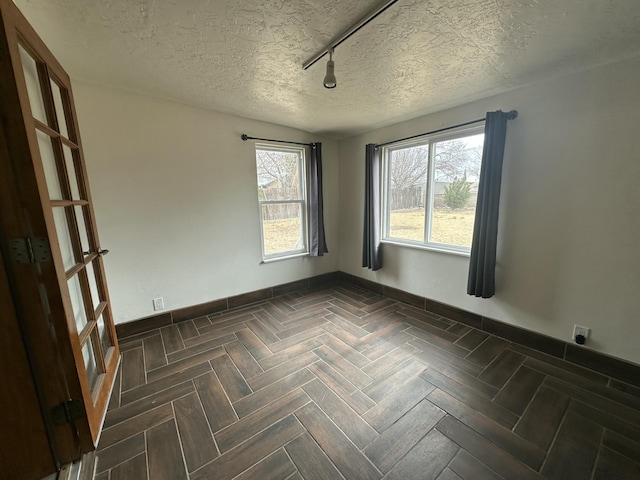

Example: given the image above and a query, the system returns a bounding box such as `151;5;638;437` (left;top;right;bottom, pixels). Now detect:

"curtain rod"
374;110;518;149
241;134;314;147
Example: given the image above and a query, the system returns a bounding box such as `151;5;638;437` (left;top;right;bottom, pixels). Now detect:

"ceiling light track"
302;0;399;71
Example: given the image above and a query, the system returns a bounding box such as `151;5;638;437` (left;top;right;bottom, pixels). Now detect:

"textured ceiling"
12;0;640;138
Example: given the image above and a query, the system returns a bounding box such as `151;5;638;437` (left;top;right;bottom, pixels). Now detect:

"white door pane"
82;337;99;391
85;260;101;312
37;130;62;200
50;79;69;138
68;274;88;335
63;145;81;200
18;45;46;123
53;207;75;271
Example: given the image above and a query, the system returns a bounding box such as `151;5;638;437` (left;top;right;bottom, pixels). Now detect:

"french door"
0;0;119;465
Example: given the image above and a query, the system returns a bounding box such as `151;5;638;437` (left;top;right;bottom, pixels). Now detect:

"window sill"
381;239;470;257
260;252;309;264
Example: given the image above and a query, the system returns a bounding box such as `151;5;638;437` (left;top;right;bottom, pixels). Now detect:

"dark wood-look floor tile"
118;337;144;352
224;340;264;379
326;305;370;328
176;319;199;340
421;369;519;429
202;312;260;335
328;297;366;317
295;403;382;480
146;346;225;383
397;305;454;331
364;375;434;432
234;327;274;358
234;449;297;480
105;381;194;429
211;354;252;402
194;371;237;432
324;311;369;337
252;308;286;333
99;402;173;449
437;467;464;480
593;446;640;479
540;412;602;480
428;388;546;471
465;336;509;368
361;347;413;379
120;362;210;406
247;351;318;391
409;338;483;376
514;386;571;451
447;322;472;338
193;315;212;329
147;419;188;480
260;338;323;371
96;433;146;473
109;452;147;480
384;429;459;480
216;388;311;453
94;473;108;480
143;333;167;370
436;415;543;480
602;430;640;463
268;327;326;353
285;432;343;480
120;348;145;392
184;324;242;348
173;392;219;472
447;449;505;480
167;333;236;364
319;333;370;368
313;345;373;389
518;348;609;385
365;398;444;473
544;376;640;428
430;361;499;399
190;415;305;480
233;368;315;418
306;361;374;414
246;318;280;344
363;360;425;402
493;365;545;415
569;400;640;446
302;379;377;449
478;350;526;388
160;325;185;354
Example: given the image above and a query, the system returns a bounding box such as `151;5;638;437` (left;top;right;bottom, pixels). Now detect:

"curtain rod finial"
507;110;518;120
241;134;249;141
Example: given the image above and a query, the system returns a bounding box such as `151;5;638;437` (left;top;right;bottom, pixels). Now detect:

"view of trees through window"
385;130;484;250
256;147;307;258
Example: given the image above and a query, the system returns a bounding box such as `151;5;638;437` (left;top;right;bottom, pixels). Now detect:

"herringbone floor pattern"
95;283;640;480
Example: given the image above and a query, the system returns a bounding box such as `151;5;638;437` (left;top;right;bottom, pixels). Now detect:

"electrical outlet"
572;324;589;341
153;297;165;311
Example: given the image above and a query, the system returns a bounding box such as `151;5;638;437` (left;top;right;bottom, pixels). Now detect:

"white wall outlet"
573;325;589;342
153;297;165;311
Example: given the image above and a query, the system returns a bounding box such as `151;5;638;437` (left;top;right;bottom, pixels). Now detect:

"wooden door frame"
0;0;97;465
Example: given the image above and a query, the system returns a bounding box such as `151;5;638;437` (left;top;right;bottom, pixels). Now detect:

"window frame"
255;143;309;261
381;124;485;256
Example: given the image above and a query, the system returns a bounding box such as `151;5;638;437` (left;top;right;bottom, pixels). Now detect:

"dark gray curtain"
467;110;516;298
362;143;382;270
309;142;328;256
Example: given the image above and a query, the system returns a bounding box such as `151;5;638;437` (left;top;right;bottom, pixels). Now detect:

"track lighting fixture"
323;48;337;89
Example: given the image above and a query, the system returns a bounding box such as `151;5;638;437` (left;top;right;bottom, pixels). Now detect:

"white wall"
338;55;640;365
73;83;339;323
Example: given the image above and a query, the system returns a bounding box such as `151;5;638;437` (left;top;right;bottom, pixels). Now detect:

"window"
382;126;484;254
256;144;308;259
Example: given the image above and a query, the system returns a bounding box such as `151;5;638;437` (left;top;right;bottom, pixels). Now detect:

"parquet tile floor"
95;282;640;480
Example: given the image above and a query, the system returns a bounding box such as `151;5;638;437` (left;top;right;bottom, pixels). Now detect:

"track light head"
323;48;337;89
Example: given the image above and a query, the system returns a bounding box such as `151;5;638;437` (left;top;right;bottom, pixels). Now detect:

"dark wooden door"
0;0;119;470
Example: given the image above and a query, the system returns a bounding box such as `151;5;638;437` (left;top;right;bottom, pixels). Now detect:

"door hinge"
51;399;85;425
10;237;51;264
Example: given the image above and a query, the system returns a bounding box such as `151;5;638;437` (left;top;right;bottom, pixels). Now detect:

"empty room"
1;0;640;479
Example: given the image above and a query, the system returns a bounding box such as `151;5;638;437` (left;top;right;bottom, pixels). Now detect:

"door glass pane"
18;45;46;123
97;313;112;355
53;207;75;270
68;274;88;335
82;336;99;391
75;205;90;256
50;79;69;138
85;260;101;311
37;130;63;200
63;145;81;200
